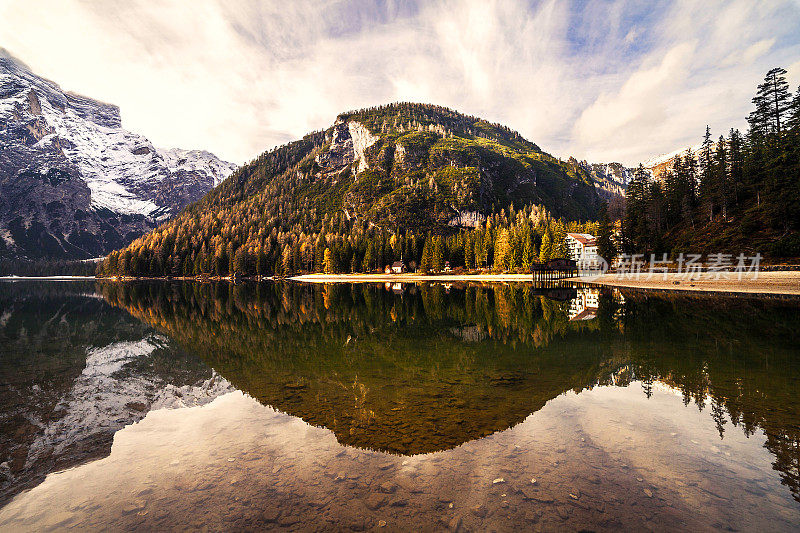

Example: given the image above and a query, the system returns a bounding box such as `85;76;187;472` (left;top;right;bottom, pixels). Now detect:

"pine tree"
281;243;292;275
749;67;791;138
508;231;520;270
787;85;800;132
714;136;728;219
699;125;716;221
420;237;433;273
323;248;334;274
552;221;568;258
493;229;510;272
762;67;791;134
596;205;616;264
539;231;553;261
728;128;743;206
362;241;374;272
433;236;444;271
474;230;486;268
521;235;534;270
314;234;326;272
464;233;475;269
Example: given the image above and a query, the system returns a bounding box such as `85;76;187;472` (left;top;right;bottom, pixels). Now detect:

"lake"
0;280;799;531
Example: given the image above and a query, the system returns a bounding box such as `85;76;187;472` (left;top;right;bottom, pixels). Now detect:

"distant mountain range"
0;49;236;260
576;159;632;198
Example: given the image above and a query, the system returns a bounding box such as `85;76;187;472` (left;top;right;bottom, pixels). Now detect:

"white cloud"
574;42;696;162
723;38;775;67
0;0;798;165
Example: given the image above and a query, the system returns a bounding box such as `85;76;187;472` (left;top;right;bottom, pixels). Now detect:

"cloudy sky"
1;0;799;165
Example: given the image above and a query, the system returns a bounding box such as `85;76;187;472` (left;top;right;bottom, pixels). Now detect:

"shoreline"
292;271;800;296
566;271;800;296
0;275;97;281
4;271;799;296
289;273;535;283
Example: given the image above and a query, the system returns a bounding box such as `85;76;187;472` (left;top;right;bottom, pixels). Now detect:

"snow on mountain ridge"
0;54;234;217
158;147;238;188
0;49;237;259
641;141;704;169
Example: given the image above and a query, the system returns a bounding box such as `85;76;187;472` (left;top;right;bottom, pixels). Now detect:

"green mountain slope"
100;103;610;277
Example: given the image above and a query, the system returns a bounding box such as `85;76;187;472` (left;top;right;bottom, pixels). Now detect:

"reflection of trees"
600;293;800;501
98;281;609;455
99;281;593;349
99;281;800;499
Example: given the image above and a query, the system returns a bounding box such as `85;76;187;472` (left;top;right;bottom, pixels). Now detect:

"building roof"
569;308;598;321
566;233;597;246
391;261;405;267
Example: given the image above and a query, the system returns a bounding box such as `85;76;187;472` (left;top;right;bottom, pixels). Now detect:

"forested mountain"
621;67;800;258
0;49;236;261
99;103;611;277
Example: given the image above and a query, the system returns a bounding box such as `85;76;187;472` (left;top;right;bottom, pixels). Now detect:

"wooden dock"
531;258;578;281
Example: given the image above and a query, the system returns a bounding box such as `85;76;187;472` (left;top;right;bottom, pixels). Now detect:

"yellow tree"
494;229;510;272
539;231;553;261
323;248;334;274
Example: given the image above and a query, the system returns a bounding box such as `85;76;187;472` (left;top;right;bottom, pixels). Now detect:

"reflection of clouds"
2;384;796;531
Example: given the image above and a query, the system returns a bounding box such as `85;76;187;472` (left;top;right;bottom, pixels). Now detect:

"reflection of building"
384;282;404;294
612;288;626;305
569;287;600;321
566;233;598;265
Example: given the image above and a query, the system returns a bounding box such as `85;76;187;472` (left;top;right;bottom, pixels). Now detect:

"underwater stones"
379;481;397;494
447;515;463;531
121;501;146;515
364;493;388;510
471;503;487;518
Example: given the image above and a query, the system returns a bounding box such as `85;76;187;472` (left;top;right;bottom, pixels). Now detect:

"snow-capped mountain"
640;140;716;181
0;49;237;260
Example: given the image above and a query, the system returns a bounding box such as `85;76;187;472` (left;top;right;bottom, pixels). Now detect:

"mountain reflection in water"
0;281;230;505
98;281;800;499
0;280;799;531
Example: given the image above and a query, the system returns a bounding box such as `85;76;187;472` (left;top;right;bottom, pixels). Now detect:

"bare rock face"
0;49;237;259
317;120;356;170
316;119;376;173
347;121;377;172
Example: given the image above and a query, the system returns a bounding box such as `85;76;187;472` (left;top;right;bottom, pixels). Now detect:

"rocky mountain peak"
0;50;237;260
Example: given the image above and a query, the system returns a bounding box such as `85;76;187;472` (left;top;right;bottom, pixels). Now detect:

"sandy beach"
570;271;800;296
290;273;536;283
291;271;800;296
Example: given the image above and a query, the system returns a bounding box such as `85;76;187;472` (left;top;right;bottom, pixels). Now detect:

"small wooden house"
386;261;406;274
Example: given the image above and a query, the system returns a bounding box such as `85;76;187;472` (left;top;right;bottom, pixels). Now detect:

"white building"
384;261;406;274
565;233;599;265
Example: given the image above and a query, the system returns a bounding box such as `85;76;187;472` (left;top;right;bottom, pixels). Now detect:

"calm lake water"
0;280;799;531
